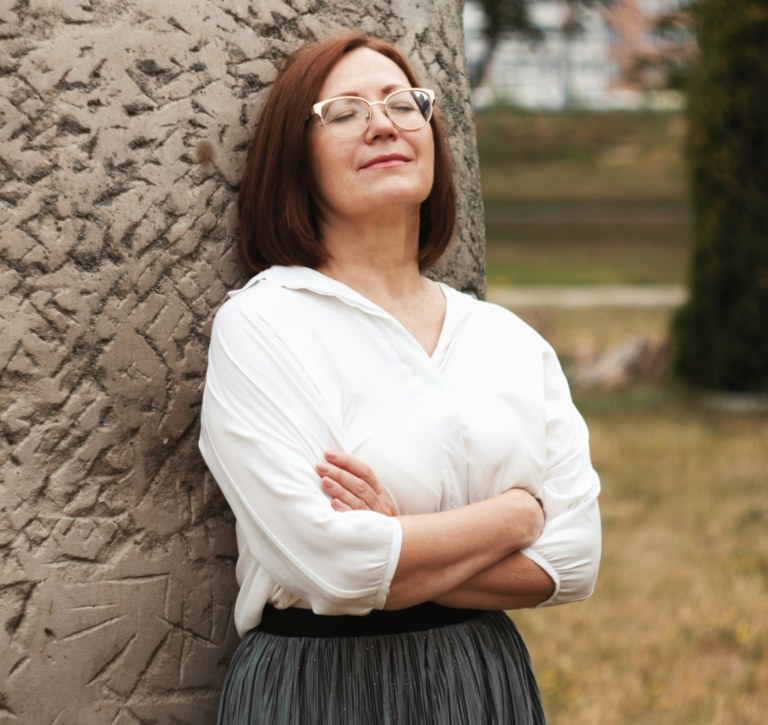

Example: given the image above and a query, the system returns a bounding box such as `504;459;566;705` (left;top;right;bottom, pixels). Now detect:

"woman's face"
307;47;435;222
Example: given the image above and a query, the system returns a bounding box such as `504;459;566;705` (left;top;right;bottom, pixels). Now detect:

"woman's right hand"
500;487;546;550
318;453;545;549
315;449;398;517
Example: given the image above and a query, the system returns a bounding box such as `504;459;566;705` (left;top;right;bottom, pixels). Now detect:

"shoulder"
459;297;577;423
206;282;317;366
211;280;298;336
438;283;558;376
468;295;553;355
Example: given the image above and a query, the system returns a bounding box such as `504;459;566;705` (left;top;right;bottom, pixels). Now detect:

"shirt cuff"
519;545;560;607
373;516;403;610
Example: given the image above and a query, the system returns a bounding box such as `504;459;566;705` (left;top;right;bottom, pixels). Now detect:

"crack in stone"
59;614;127;642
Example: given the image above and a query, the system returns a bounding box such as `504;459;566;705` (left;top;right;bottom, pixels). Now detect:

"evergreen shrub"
671;0;768;392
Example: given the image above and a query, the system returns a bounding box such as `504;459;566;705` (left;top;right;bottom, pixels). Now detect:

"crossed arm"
201;301;599;619
315;448;556;611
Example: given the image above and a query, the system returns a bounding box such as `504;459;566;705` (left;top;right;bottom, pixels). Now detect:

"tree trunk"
0;1;485;722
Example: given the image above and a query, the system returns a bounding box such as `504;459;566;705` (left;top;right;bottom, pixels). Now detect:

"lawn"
502;306;768;725
476;109;692;286
475;109;688;204
479;110;767;723
485;221;691;286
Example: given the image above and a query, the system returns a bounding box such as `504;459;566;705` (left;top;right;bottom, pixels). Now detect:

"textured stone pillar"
0;1;485;722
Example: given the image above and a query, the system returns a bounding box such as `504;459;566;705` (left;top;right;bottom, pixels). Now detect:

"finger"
324;450;383;495
320;463;380;510
332;498;353;513
320;476;367;511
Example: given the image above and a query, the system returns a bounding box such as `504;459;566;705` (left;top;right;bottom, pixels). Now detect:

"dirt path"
487;284;688;308
484;202;691;226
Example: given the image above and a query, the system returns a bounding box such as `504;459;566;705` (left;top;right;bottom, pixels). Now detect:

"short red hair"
237;33;457;275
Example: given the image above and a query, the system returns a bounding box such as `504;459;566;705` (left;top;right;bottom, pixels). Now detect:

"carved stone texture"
0;0;484;723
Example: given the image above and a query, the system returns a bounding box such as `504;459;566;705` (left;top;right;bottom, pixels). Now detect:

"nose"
364;101;398;141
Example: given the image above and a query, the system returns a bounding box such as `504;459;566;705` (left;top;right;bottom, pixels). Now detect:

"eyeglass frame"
306;87;437;138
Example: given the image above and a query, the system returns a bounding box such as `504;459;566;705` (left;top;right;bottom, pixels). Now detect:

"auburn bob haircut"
237;33;457;275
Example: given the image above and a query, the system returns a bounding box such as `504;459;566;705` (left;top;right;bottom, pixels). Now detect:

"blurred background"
462;1;768;722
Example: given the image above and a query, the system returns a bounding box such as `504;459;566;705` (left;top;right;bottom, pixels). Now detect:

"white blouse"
199;265;601;638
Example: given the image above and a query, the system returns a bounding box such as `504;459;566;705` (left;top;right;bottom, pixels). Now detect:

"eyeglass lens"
321;90;433;138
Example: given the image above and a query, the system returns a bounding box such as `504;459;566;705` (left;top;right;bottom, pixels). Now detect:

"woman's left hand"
315;450;398;517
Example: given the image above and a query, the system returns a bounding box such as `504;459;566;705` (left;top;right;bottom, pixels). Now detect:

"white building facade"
464;0;688;111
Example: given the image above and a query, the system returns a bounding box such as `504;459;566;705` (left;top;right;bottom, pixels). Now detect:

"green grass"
475;109;693;286
486;222;692;286
475;109;688;204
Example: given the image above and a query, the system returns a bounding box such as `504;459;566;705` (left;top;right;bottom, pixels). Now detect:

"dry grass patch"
493;304;768;723
510;398;768;724
513;306;674;362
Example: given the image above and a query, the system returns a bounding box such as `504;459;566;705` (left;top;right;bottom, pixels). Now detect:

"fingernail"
325;449;338;459
322;478;333;488
316;461;330;473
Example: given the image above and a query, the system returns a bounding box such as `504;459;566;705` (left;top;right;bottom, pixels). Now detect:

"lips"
360;153;411;170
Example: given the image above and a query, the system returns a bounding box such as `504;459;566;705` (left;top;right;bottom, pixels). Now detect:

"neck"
315;204;427;304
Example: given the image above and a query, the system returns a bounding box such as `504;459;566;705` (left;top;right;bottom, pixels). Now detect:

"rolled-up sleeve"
520;341;602;606
198;295;402;616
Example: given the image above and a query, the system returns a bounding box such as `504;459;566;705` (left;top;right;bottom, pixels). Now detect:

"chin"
359;177;432;208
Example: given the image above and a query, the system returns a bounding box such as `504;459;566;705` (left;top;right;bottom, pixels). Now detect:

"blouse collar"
229;265;397;321
228;265;477;360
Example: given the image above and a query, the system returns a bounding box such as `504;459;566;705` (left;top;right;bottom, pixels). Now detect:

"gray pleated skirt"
217;602;547;725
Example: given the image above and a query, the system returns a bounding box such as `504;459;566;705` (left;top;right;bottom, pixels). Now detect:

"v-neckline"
374;281;451;362
240;266;456;364
424;282;451;361
306;269;452;362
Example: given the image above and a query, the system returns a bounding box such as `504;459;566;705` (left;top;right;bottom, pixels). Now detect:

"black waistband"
255;601;488;639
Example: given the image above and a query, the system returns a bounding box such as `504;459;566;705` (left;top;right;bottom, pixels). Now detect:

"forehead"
318;47;411;100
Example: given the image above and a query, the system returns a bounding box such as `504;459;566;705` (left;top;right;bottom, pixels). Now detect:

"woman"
199;32;601;725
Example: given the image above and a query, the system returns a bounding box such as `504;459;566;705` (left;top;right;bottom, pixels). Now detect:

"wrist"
500;488;545;550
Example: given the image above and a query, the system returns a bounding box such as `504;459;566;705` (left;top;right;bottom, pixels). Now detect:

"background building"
465;0;693;110
605;0;692;91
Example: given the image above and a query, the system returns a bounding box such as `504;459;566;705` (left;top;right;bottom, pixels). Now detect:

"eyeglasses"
307;88;436;139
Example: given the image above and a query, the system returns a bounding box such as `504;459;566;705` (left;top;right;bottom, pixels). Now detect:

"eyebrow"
334;83;409;98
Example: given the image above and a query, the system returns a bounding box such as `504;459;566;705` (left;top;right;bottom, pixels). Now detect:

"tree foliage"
628;1;698;90
671;0;768;392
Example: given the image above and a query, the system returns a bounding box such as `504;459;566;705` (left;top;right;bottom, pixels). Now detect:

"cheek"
309;135;351;203
419;134;435;187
